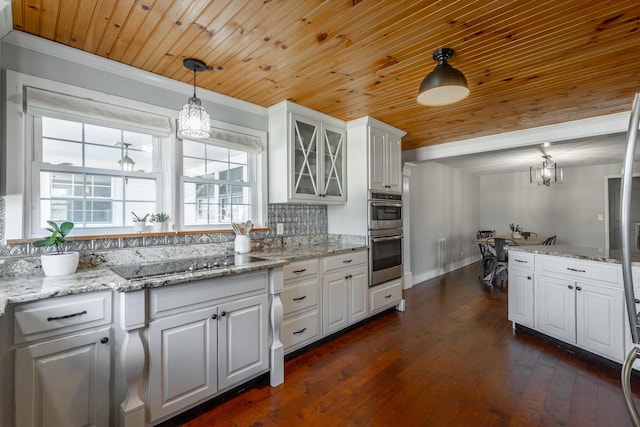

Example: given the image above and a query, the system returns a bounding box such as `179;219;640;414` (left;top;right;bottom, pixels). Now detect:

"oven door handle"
371;202;403;208
372;235;403;242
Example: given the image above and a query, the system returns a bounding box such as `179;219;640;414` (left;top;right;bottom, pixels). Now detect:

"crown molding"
405;111;630;162
2;30;268;116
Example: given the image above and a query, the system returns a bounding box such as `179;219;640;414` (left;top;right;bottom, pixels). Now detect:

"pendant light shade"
417;48;469;106
530;154;563;186
178;58;210;139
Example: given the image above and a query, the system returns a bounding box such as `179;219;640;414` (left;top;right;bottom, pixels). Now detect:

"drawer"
281;276;319;315
323;250;367;273
14;291;112;344
283;258;319;281
509;251;534;271
150;270;267;319
537;255;620;285
370;279;402;313
281;310;320;352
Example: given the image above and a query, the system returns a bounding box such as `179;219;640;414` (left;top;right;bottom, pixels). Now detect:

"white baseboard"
411;255;480;286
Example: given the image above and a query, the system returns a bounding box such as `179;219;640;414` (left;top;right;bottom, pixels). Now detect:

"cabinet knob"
100;337;109;344
576;286;582;291
220;311;227;317
527;276;532;280
568;285;574;290
635;299;640;304
211;313;218;320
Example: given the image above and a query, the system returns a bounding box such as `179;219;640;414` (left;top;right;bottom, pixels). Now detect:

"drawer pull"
566;267;586;273
384;294;392;299
343;259;353;264
292;269;307;274
292;295;307;302
514;259;527;263
47;310;87;321
293;327;307;335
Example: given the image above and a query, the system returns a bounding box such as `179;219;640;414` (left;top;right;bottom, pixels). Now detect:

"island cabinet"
280;258;321;354
13;291;113;427
146;271;269;423
322;251;368;336
268;100;346;204
534;254;624;362
507;251;535;328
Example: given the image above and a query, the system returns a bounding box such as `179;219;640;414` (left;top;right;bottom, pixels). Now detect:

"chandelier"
530;154;563;186
178;58;210;139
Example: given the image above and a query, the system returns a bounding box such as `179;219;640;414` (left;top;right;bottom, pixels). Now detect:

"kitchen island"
0;238;370;427
508;245;640;366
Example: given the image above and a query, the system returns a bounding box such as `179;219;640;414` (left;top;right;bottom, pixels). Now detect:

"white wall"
408;162;480;284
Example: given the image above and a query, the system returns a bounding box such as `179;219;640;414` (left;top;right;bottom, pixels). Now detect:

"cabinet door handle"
567;267;586;273
514;259;527;263
211;313;218;320
384;294;392;299
343;259;353;264
576;286;582;291
527;276;532;280
220;311;227;317
568;285;574;290
293;327;307;335
292;296;307;302
292;269;307;274
47;310;87;321
100;337;109;344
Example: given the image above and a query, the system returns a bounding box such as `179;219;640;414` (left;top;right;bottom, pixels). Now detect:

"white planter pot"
41;252;80;277
134;222;146;233
512;232;522;239
152;222;166;232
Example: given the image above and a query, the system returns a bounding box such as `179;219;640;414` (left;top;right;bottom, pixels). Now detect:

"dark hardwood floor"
174;263;640;426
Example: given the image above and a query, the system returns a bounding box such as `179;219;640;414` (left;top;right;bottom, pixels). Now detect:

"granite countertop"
0;242;368;316
509;245;640;265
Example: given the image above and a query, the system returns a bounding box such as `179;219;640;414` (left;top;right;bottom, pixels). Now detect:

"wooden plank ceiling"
10;0;640;151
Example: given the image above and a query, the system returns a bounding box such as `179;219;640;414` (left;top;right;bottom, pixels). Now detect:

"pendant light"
530;154;563;186
119;143;135;172
417;48;469;106
178;58;210;139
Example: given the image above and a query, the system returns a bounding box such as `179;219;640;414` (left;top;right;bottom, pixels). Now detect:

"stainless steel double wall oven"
368;192;403;287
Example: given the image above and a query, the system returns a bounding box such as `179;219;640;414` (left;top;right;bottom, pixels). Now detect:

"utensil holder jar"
234;235;251;254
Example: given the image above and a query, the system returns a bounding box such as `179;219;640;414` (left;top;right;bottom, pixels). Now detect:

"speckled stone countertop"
509;245;640;264
0;241;368;316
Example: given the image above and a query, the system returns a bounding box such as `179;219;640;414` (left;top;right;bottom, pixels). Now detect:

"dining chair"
478;242;497;281
483;237;515;287
477;230;495;239
542;235;557;245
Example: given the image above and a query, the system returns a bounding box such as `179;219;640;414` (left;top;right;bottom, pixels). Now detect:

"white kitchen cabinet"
268;101;346;204
147;273;269;423
281;259;321;354
508;251;535;328
13;292;113;427
369;126;402;193
369;278;403;314
322;251;368;336
533;254;624;362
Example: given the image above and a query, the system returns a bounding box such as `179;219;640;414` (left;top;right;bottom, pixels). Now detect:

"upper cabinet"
268;101;347;204
369;126;403;194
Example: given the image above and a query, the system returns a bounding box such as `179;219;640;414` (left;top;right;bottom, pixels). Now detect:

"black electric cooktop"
110;255;266;280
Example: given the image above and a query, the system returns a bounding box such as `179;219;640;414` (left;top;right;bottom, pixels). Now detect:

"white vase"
234;235;251;254
134;222;146;233
153;222;165;232
41;252;80;277
512;232;522;239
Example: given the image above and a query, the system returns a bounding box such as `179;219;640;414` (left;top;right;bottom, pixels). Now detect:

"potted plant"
131;212;149;233
509;223;523;239
150;212;170;232
33;220;79;277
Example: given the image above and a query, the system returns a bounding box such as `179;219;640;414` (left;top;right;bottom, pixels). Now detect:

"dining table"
473;234;550;245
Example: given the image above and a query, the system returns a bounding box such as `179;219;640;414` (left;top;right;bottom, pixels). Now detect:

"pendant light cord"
193;69;197;98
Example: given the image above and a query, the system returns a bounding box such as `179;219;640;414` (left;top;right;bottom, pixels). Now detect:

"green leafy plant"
131;212;149;223
150;212;170;223
509;223;522;233
33;220;74;255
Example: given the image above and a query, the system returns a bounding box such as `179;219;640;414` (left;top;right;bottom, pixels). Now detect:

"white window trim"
177;118;267;231
5;70;178;239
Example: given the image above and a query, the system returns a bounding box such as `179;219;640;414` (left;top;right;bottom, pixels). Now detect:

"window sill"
7;228;269;245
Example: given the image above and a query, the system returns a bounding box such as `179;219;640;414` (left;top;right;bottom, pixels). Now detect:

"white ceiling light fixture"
417;48;469;107
530;154;563;186
178;58;210;139
119;143;135;172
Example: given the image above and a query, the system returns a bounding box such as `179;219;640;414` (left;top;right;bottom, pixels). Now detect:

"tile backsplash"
0;202;328;259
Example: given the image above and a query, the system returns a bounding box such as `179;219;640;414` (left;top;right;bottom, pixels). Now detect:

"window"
182;139;255;227
33;116;160;233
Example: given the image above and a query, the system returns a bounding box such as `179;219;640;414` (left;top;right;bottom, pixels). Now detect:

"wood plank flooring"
170;263;640;426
